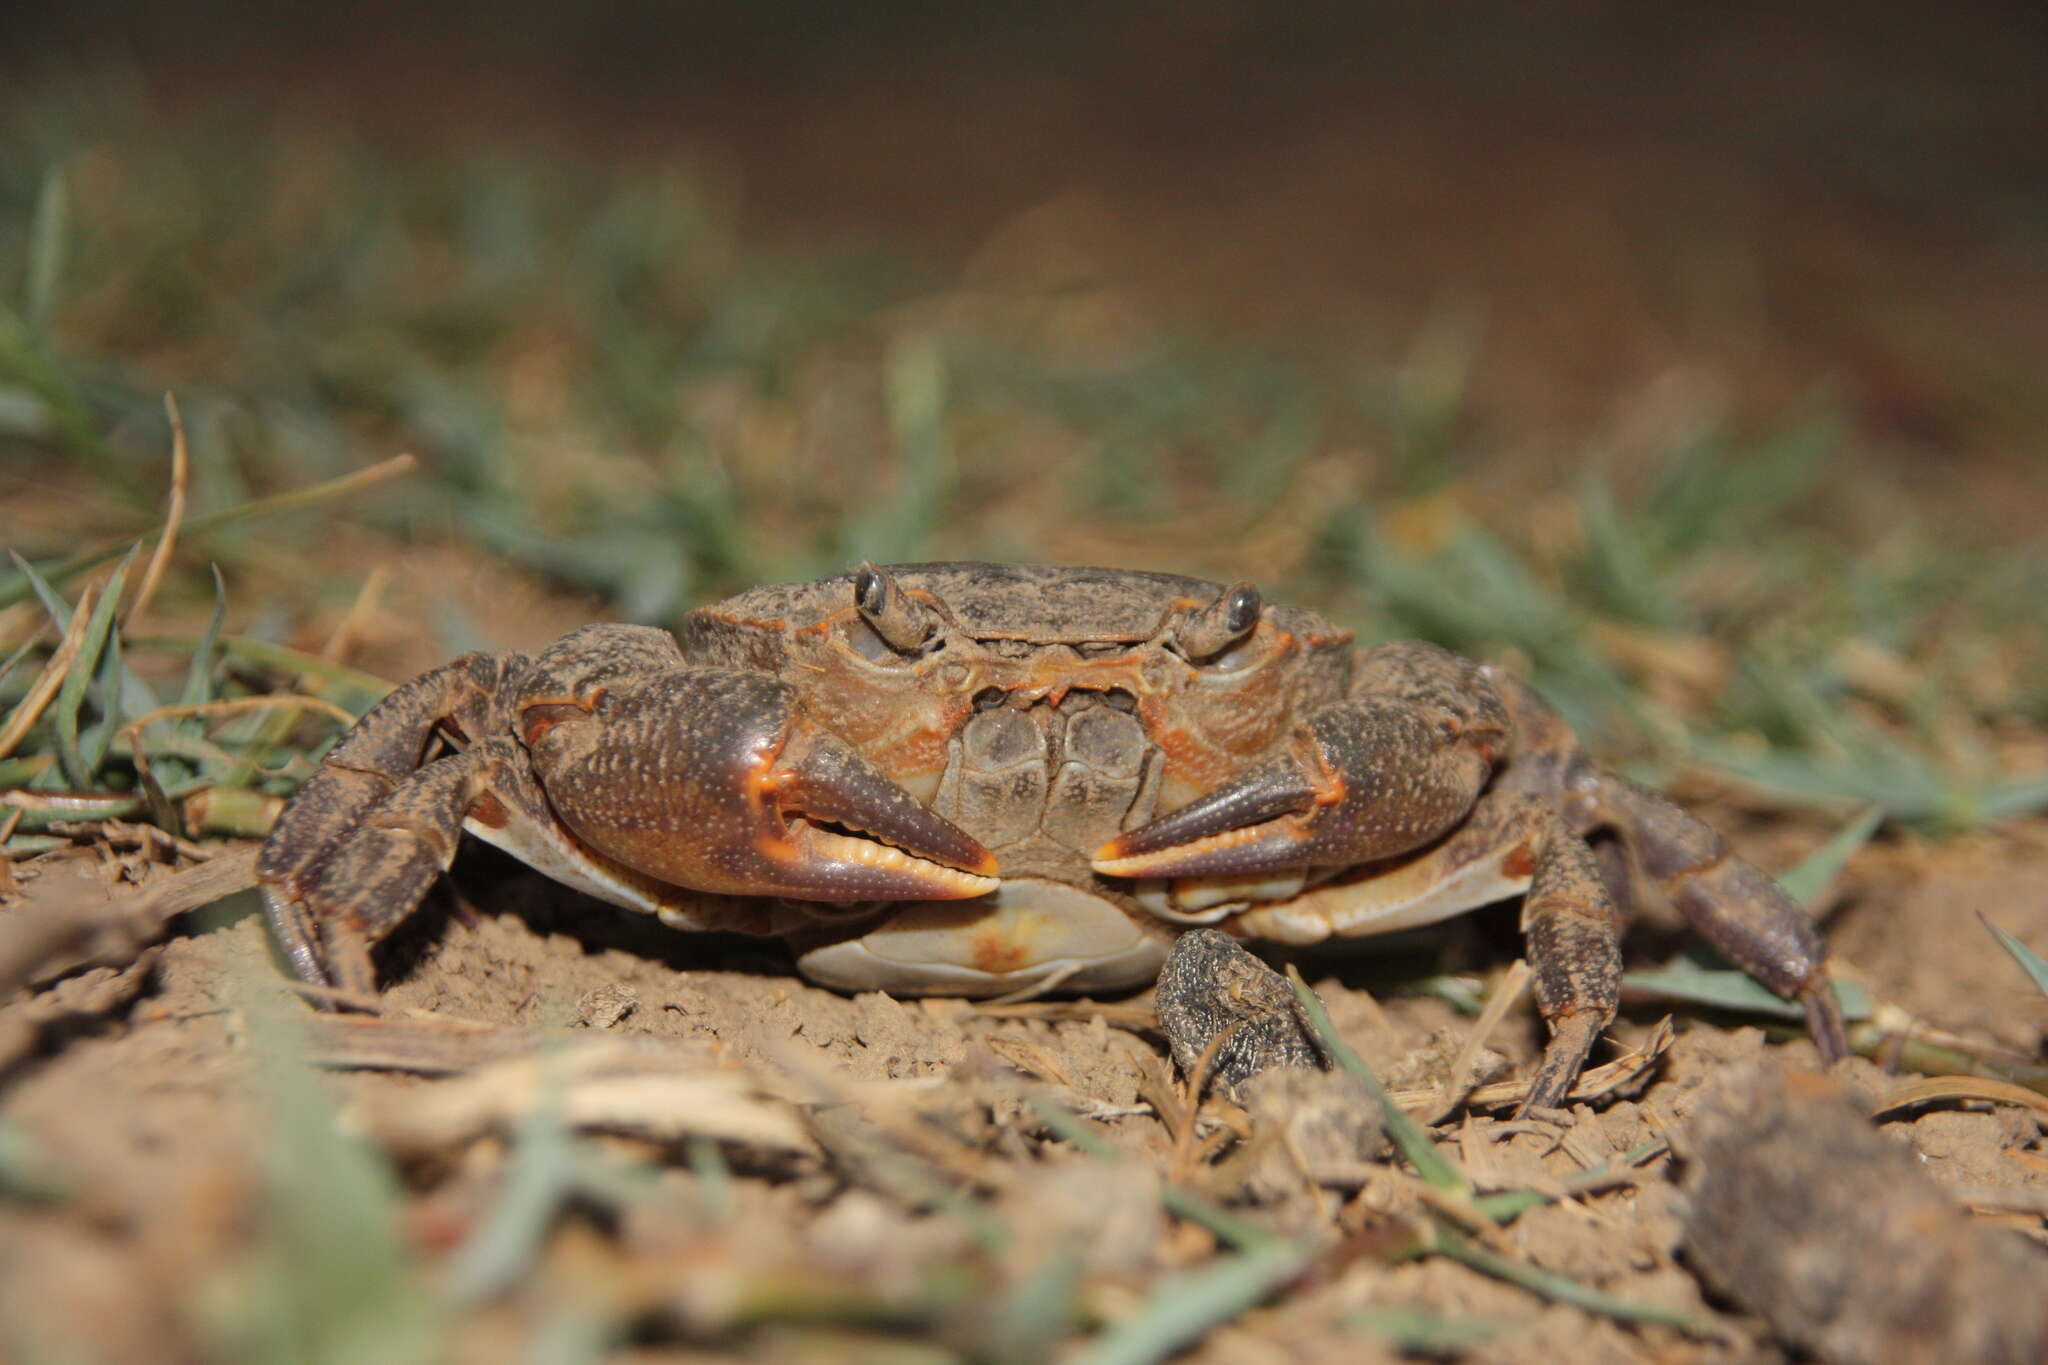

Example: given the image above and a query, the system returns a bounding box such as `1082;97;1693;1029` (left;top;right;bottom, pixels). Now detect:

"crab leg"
1579;775;1848;1063
1224;787;1620;1115
286;738;525;993
1515;803;1624;1113
259;651;526;987
1096;642;1508;879
1474;672;1849;1065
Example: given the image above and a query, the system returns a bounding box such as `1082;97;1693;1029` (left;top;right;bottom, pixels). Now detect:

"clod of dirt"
573;981;638;1028
1678;1057;2048;1365
1155;929;1323;1095
1237;1065;1389;1203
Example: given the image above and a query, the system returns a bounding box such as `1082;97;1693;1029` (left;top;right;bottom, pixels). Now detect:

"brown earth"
1;799;2043;1362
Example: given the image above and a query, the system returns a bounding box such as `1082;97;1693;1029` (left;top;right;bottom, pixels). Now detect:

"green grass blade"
1622;968;1870;1022
78;614;130;774
1347;1304;1501;1354
1980;916;2048;999
26;165;68;332
1981;771;2048;823
51;548;134;786
218;985;444;1365
180;565;231;707
1285;968;1467;1196
1429;1227;1721;1339
446;1059;575;1303
1070;1239;1314;1365
1776;804;1884;907
11;548;78;631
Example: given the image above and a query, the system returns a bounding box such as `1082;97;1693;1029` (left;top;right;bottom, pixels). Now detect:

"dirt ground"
2;796;2044;1362
3;5;2047;1360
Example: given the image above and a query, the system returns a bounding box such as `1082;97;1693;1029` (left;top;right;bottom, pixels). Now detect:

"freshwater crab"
260;562;1846;1109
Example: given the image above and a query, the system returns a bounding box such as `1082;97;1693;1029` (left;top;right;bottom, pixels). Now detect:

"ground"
1;797;2044;1362
2;5;2047;1360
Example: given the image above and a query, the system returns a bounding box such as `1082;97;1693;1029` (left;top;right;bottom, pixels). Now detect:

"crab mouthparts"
791;819;1001;898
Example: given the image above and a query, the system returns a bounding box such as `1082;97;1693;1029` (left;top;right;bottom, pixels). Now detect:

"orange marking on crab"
1135;699;1236;791
519;690;602;746
969;925;1037;976
1502;842;1539;879
469;791;511;830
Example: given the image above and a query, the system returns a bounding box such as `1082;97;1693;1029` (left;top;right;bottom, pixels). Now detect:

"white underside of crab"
462;807;1537;996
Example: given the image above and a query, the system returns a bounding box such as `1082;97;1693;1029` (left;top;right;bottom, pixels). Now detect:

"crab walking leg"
1097;641;1509;879
259;652;526;985
280;738;528;993
1584;775;1848;1064
1225;789;1619;1114
1490;672;1847;1065
1516;804;1624;1113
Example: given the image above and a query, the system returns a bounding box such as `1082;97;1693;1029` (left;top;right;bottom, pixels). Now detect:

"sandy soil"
2;808;2043;1363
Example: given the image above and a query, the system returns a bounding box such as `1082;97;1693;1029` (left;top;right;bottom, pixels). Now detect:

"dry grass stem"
1170;1023;1241;1184
0;584;97;761
1395;1017;1676;1117
321;563;389;664
353;1038;819;1160
124;394;189;635
1431;959;1531;1122
1870;1075;2048;1120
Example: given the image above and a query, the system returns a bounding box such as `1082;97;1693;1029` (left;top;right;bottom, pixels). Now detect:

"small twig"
1953;1185;2048;1216
1431;959;1531;1123
124;393;190;634
0;584;96;761
1395;1016;1677;1116
1169;1023;1240;1185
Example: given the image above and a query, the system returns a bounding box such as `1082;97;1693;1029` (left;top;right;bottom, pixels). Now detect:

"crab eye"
850;562;939;657
1174;581;1263;664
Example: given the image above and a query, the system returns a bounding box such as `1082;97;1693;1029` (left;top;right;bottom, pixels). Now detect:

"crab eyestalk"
523;667;997;902
1173;580;1262;661
854;562;941;654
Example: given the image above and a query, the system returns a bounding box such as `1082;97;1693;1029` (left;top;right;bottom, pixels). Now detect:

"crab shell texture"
261;561;1843;1108
687;563;1354;992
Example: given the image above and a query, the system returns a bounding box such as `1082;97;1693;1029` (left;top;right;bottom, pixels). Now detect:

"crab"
259;562;1846;1109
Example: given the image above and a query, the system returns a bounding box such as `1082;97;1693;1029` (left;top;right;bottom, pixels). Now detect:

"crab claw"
526;668;998;903
1093;700;1492;879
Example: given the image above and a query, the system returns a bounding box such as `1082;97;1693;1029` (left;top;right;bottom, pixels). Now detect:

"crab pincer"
525;663;999;903
1094;654;1506;881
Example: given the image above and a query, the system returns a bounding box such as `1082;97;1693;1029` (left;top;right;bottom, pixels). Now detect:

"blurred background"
1;0;2045;811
